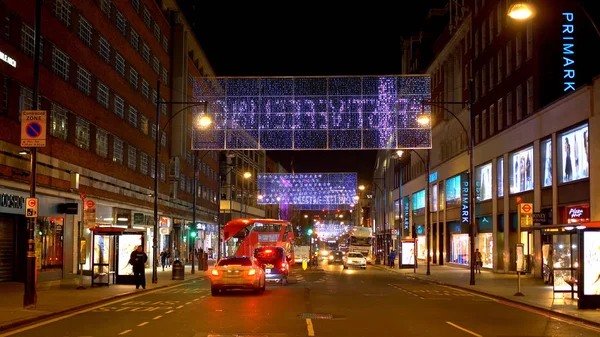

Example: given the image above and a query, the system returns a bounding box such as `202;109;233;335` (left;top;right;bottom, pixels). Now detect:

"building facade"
0;0;219;282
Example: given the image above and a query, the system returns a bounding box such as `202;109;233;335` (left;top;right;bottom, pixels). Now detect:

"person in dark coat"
130;245;148;289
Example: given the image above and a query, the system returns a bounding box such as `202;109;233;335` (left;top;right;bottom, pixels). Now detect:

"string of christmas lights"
257;173;357;206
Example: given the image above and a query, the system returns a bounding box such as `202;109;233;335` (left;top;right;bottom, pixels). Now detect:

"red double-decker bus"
223;218;295;263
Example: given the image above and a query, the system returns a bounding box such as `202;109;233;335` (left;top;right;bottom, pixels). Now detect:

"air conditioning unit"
170;181;178;199
169;157;180;180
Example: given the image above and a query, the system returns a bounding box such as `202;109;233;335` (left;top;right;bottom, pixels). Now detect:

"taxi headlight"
329;255;334;260
366;257;371;261
320;250;329;256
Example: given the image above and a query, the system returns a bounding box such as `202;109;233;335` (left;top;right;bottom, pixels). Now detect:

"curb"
375;265;600;329
0;275;204;334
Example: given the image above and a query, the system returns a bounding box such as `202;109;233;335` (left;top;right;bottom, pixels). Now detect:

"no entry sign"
20;110;47;147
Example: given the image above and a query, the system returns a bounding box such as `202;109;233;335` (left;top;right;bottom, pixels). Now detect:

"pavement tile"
374;263;600;326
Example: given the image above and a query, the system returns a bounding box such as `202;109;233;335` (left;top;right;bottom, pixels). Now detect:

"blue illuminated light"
191;76;431;150
258;173;357;206
562;12;575;92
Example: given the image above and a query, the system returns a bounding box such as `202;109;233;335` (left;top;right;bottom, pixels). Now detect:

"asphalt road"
2;261;600;337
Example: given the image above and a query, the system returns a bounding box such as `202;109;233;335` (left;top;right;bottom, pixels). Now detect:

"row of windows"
128;0;170;54
179;173;218;204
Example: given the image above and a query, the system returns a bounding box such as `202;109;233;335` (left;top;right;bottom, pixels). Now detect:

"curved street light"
507;2;536;20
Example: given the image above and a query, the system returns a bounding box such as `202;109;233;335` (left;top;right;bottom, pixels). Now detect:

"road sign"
20;110;47;147
80;192;87;201
83;199;96;229
392;229;397;235
520;203;533;214
516;196;522;204
25;197;38;218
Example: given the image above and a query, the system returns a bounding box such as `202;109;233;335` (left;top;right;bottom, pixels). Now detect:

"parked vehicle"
210;256;266;295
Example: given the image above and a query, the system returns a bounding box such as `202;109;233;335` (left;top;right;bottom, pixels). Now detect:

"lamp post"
420;97;474;284
191;150;211;274
240;171;252;218
217;163;236;261
153;90;212;284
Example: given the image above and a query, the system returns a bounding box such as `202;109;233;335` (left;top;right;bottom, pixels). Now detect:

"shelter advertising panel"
401;240;416;267
583;231;600;295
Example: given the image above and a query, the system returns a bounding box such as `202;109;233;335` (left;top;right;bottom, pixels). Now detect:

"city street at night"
2;263;599;337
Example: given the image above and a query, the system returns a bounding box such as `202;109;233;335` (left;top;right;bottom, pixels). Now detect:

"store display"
445;175;461;207
476;163;492;201
412;190;425;211
510;147;534;194
542;139;552;187
417;236;426;260
432;184;438;212
497;158;504;197
583;232;600;295
394;200;400;220
560;124;589;183
451;234;469;265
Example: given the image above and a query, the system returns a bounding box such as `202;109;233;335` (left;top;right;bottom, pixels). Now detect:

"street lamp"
507;2;536;20
240;171;252;218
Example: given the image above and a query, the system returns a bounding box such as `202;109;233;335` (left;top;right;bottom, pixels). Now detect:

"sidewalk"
375;263;600;326
0;262;213;332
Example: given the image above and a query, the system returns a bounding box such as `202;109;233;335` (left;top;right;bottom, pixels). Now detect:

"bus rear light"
211;269;219;276
248;269;256;276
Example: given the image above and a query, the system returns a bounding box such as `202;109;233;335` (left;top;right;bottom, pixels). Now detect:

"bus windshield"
350;237;372;246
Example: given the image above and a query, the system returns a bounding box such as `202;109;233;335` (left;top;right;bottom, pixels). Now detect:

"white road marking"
176;305;184;309
446;321;482;337
166;310;174;314
306;318;315;336
137;322;149;327
118;330;132;335
185;301;192;304
441;285;498;302
153;315;163;320
0;283;187;337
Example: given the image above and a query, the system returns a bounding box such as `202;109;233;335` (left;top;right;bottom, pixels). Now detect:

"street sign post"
83;199;96;229
25;198;38;218
20;110;47;147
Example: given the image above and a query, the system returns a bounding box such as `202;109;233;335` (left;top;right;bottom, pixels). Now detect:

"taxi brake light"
211;269;219;276
265;249;272;253
248;269;256;276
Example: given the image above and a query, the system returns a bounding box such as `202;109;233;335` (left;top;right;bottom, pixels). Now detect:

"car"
343;252;367;269
254;246;289;285
210;256;266;296
328;251;344;264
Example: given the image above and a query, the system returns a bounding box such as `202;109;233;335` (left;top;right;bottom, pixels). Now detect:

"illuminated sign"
562;12;575;92
0;50;16;68
460;172;470;224
568;208;584;218
429;171;438;183
403;196;410;232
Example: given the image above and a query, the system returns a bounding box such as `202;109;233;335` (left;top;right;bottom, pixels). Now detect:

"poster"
542;139;552;187
432;184;438;212
509;147;533;194
497;157;504;197
445;175;461;207
401;241;415;265
412;190;425;211
560;124;589;183
516;244;525;272
118;234;142;276
476;163;492;201
583;232;600;295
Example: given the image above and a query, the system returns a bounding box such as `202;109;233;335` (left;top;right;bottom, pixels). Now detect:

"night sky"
188;1;446;182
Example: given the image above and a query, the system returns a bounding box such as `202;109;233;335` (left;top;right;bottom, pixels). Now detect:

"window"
96;128;108;158
162;35;168;52
50;104;68;141
506;40;513;77
21;86;33;111
475;115;480;143
142;43;150;63
161;98;167;115
482;20;487;50
114;95;124;118
464;64;469;89
482;64;487;97
497;98;504;130
497;48;503;84
151;123;156;140
475;71;480;102
516;32;522;68
482;109;487;139
130;0;140;13
129;67;138;89
160;162;166;182
3;77;8;114
77;66;91;95
489;58;494;90
75;117;90;150
99;36;111;63
153;56;160;73
526;22;533;60
507;91;513;126
140;115;149;135
489;12;494;44
152;89;157;106
489;104;495;136
180;174;186;191
161;133;166;148
516;84;523;120
54;0;72;28
4;16;9;40
142;79;149;99
153;23;161;41
476;163;492;201
115;53;125;77
128;106;138;127
527;76;534;115
496;2;503;35
78;15;92;47
116;11;127;37
498;157;504;197
127;145;137;170
150;156;155;178
143;8;152;28
187;178;192;194
559;124;589;183
97;81;109;109
130;28;139;51
100;0;112;18
21;24;35;56
161;66;168;85
140;152;148;175
52;46;70;81
113;137;124;164
475;29;479;58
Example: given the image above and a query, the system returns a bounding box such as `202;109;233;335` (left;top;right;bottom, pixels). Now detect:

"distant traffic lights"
307;228;313;235
190;231;198;238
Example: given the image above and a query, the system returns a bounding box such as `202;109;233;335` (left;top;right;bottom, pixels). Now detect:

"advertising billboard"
476;163;492;201
509;146;533;194
445;175;461;207
497;157;504;197
560;124;589;183
542;139;552;187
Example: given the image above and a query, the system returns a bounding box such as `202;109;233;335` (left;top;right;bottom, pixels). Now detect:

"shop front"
449;221;470;266
132;212;154;264
476;216;494;269
0;189;28;282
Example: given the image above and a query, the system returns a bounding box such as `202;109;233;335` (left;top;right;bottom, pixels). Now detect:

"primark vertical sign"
460;172;470;224
562;12;575;92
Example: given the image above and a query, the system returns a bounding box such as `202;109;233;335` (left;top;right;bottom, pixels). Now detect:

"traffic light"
307;228;313;235
190;231;197;239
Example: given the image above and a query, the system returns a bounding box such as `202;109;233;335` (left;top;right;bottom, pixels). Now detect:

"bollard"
172;260;185;280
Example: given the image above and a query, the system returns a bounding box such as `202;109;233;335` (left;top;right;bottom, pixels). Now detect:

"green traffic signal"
190;231;197;238
307;228;313;235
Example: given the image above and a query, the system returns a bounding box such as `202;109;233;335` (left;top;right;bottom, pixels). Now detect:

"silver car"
210;256;266;295
343;252;367;269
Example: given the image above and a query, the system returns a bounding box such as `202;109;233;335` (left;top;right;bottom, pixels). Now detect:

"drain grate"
302;313;333;320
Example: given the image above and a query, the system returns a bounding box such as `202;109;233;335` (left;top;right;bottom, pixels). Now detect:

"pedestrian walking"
160;248;167;271
389;250;396;268
474;249;483;274
130;245;148;289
